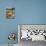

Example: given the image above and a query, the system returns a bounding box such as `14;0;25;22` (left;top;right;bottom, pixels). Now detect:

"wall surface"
0;0;46;44
16;0;46;24
0;0;18;44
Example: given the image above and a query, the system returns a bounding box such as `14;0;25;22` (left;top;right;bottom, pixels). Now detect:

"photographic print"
6;8;15;19
18;24;46;46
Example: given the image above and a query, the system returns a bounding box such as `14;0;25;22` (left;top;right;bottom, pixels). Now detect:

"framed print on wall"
6;8;15;19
